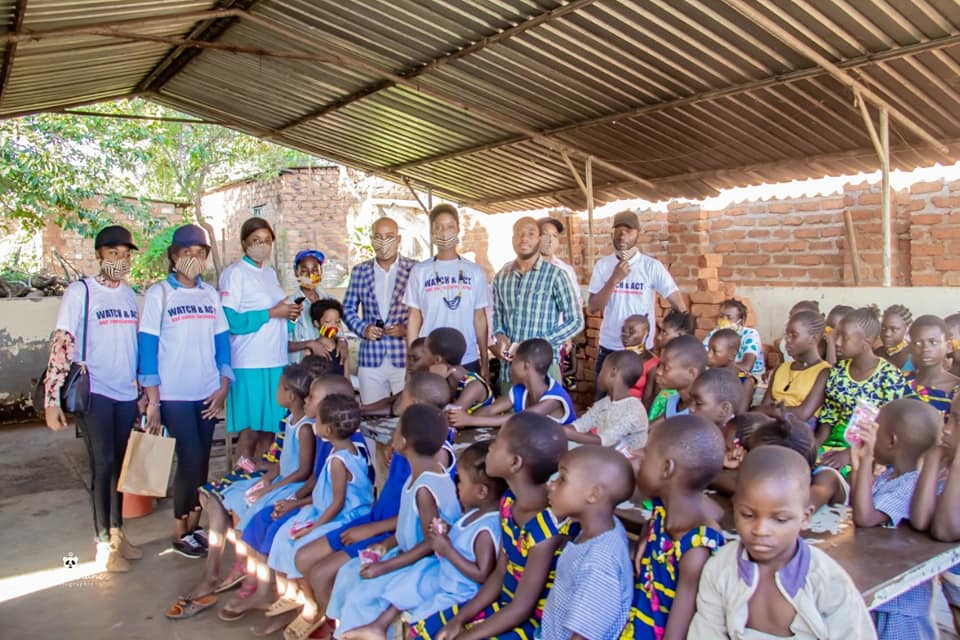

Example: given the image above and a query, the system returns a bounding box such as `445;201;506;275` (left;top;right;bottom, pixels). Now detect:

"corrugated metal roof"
1;0;959;212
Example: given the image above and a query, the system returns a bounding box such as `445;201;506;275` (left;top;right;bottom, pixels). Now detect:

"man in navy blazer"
342;217;416;404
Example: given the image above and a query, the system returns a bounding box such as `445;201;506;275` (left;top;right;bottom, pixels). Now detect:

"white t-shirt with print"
404;256;489;364
55;278;139;402
587;252;679;350
140;280;229;402
219;259;288;369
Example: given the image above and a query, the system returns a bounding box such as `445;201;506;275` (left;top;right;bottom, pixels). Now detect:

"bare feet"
183;575;220;602
341;624;387;640
251;610;299;637
222;583;272;618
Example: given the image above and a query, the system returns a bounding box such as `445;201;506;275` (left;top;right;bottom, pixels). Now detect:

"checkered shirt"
342;256;416;369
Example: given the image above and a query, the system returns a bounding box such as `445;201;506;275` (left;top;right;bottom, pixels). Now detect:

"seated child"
689;446;874;639
622;314;659;404
539;446;635;640
849;398;941;640
451;339;575;428
815;307;907;473
265;394;375;611
309;299;349;378
326;404;462;637
777;299;820;363
689;368;742;428
649;335;708;422
412;412;569;640
705;333;754;412
759;310;831;425
823;304;854;365
425;327;493;415
655;309;695;353
360;338;432;417
904;315;960;415
946;313;960;378
348;441;505;639
702;298;765;379
168;365;317;617
567;350;648;452
876;304;914;372
622;415;726;639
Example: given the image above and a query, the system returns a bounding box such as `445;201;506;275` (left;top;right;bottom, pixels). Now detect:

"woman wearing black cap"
219;218;301;463
138;224;233;558
44;225;142;572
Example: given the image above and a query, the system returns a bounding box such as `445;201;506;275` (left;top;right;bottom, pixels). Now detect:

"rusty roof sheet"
1;0;959;213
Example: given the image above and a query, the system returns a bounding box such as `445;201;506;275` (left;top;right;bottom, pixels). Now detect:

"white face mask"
100;258;130;281
372;236;399;260
616;247;638;262
245;242;272;263
175;256;205;280
431;231;458;252
540;235;555;256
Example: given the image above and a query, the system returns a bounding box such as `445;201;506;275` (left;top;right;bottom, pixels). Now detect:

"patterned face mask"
175;256;205;279
716;318;736;330
319;325;339;339
100;258;130;281
372;236;399;260
298;273;320;290
431;232;458;251
245;242;272;263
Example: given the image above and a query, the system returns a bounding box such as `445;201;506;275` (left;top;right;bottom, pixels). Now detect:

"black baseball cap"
537;217;564;234
172;224;211;249
612;210;640;230
94;225;138;250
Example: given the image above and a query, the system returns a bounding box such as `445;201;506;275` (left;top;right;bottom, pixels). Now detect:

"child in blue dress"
325;404;461;637
450;339;576;428
265;394;374;614
421;412;570;640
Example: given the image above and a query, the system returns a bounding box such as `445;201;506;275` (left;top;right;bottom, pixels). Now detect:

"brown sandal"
165;594;217;620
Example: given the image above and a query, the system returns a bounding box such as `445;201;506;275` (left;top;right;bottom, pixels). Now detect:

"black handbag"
33;280;91;415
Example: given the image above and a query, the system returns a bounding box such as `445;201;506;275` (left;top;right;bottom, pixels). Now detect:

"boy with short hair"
689;368;742;427
689;446;874;639
707;328;755;410
450;339;575;428
425;327;494;414
566;350;648;453
649;335;708;422
539;446;635;640
850;398;942;640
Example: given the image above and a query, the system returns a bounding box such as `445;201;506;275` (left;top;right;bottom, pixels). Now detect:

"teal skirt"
227;367;286;434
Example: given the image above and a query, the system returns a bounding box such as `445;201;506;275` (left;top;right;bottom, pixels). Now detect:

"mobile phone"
294;296;306;305
375;320;385;328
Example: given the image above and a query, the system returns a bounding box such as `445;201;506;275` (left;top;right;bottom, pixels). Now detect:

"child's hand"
436;621;463;640
359;561;389;579
339;523;374;546
854;419;879;454
820;448;852;470
446;406;468;428
272;498;297;519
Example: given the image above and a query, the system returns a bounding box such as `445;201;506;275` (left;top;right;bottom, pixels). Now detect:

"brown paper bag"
118;429;175;498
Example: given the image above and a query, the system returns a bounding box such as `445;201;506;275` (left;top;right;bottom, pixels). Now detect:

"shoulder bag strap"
79;279;90;362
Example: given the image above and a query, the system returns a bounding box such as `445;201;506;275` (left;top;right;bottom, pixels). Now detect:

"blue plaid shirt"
342;256;416;369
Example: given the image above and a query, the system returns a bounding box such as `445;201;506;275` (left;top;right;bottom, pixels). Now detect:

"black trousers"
161;401;215;519
76;393;138;542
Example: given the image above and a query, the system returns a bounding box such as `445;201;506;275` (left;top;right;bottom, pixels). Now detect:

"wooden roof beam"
264;0;601;139
389;32;960;172
0;0;28;108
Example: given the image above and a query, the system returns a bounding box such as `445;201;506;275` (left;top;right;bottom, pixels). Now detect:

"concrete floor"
1;421;958;639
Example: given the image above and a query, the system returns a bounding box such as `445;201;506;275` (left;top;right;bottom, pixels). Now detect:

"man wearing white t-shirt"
587;210;686;382
405;204;490;380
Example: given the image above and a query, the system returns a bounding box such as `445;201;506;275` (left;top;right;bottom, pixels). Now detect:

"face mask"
432;232;458;251
372;236;399;260
100;258;130;281
298;274;320;290
716;318;737;330
175;256;205;280
318;325;339;339
950;337;960;353
540;235;554;256
616;247;638;261
245;242;272;263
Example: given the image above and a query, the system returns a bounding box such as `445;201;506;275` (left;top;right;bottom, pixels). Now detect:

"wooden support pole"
586;156;595;270
843;209;862;286
880;109;892;287
403;177;430;214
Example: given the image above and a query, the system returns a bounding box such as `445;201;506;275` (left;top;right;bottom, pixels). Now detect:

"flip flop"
265;596;303;618
213;573;246;594
284;614;329;640
165;594;217;620
218;583;257;621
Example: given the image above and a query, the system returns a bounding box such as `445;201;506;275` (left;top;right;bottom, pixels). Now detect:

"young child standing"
877;304;914;372
539;446;635;640
308;299;349;378
815;307;907;472
450;339;575;428
266;394;375;613
621;415;726;640
622;314;659;404
702;299;765;379
425;327;494;415
567;350;648;452
326;404;462;637
649;335;708;421
849;399;942;640
759;310;831;425
904;315;960;415
420;412;570;640
689;446;874;639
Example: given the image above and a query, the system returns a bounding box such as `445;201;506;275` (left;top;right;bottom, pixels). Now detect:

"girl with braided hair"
702;298;765;378
904;315;960;417
876;304;915;372
759;310;832;424
815;307;908;473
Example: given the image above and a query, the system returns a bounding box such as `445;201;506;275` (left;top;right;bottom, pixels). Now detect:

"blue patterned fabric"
341;256;416;369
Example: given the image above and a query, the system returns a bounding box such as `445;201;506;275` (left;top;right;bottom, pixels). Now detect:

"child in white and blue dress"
268;394;374;583
326;404;462;637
